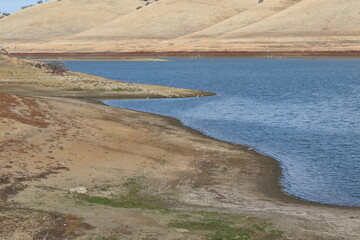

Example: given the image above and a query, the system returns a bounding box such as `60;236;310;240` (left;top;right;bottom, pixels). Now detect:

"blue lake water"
65;58;360;207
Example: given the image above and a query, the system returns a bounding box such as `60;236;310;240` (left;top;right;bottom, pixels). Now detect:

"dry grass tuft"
0;230;36;240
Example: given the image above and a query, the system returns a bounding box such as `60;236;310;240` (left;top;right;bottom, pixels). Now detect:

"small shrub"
0;47;10;57
45;61;68;74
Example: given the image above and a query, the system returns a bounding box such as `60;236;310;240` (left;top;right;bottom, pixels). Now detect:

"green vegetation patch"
77;194;167;210
73;175;169;210
123;175;146;195
168;211;284;240
70;175;284;240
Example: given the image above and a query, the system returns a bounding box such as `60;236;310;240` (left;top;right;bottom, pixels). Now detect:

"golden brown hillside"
0;0;153;43
69;0;257;40
1;0;360;54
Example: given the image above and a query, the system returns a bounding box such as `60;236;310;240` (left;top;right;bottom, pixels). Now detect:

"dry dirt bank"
0;56;359;240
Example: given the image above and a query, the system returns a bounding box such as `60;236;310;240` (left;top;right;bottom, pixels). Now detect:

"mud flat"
0;55;359;240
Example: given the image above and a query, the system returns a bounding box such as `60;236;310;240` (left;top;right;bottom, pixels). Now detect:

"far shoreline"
10;50;360;60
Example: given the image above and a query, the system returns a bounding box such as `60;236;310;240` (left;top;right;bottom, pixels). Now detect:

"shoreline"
13;52;357;209
30;57;169;62
97;98;359;210
78;94;358;210
10;51;360;59
1;56;359;239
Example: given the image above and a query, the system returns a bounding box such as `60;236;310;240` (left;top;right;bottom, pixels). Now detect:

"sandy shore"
0;55;359;240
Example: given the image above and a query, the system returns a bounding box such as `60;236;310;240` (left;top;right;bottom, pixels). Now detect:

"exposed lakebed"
65;58;360;207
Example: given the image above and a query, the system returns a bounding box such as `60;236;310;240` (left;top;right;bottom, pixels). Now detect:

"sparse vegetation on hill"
0;12;10;19
21;0;48;10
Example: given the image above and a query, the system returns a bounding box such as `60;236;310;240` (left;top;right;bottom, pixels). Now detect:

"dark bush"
45;61;68;74
0;47;9;55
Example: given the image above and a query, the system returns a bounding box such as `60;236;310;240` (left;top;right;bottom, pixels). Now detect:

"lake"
65;58;360;207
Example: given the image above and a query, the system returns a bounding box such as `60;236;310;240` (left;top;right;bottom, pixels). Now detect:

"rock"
69;187;87;194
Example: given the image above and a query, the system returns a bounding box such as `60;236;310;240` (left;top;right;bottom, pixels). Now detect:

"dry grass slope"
1;0;360;52
0;0;147;42
181;0;303;39
69;0;257;40
220;0;360;38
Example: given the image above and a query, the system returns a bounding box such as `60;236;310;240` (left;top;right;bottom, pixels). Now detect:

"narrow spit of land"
0;55;359;240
